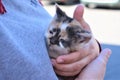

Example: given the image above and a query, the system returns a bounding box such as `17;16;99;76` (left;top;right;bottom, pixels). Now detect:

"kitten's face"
46;5;91;53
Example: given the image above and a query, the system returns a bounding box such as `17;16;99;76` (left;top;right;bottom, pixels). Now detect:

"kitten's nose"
50;37;57;44
50;36;59;45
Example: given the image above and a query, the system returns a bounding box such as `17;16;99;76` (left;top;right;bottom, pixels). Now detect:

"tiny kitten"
45;5;92;59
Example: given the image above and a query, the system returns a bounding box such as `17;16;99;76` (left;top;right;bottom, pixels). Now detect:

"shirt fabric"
0;0;58;80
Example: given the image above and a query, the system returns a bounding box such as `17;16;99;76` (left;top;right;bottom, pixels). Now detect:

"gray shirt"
0;0;58;80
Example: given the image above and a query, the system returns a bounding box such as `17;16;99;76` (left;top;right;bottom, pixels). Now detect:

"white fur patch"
59;41;65;48
61;23;68;30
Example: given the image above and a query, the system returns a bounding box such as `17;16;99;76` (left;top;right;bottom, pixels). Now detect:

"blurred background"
41;0;120;80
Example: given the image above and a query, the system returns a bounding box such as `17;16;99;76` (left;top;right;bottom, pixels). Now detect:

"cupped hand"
51;4;100;77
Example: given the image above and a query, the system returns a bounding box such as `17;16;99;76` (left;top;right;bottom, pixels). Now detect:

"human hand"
51;4;101;77
75;48;112;80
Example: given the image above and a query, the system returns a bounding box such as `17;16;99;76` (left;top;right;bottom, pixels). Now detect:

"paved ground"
42;1;120;80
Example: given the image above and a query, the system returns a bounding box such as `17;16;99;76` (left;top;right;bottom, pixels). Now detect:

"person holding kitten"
0;0;111;80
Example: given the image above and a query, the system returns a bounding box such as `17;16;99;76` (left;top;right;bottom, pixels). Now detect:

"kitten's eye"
49;30;53;34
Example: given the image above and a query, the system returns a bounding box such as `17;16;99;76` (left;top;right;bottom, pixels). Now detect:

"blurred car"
81;0;120;8
49;0;80;5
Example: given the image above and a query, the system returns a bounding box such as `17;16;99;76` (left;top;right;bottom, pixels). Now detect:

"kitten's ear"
55;4;66;18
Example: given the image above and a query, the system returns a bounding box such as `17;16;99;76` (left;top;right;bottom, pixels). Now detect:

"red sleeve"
0;0;6;14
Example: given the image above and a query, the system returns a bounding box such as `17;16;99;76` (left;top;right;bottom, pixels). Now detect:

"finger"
54;68;80;76
51;59;83;72
52;53;96;72
76;49;112;79
97;48;112;65
77;51;97;68
56;51;88;64
73;4;91;31
73;4;84;22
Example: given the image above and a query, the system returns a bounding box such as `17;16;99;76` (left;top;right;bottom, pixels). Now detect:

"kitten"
45;5;92;59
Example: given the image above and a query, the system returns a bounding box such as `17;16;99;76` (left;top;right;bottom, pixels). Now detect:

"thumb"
73;4;84;22
97;48;112;65
75;49;112;80
73;4;91;31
